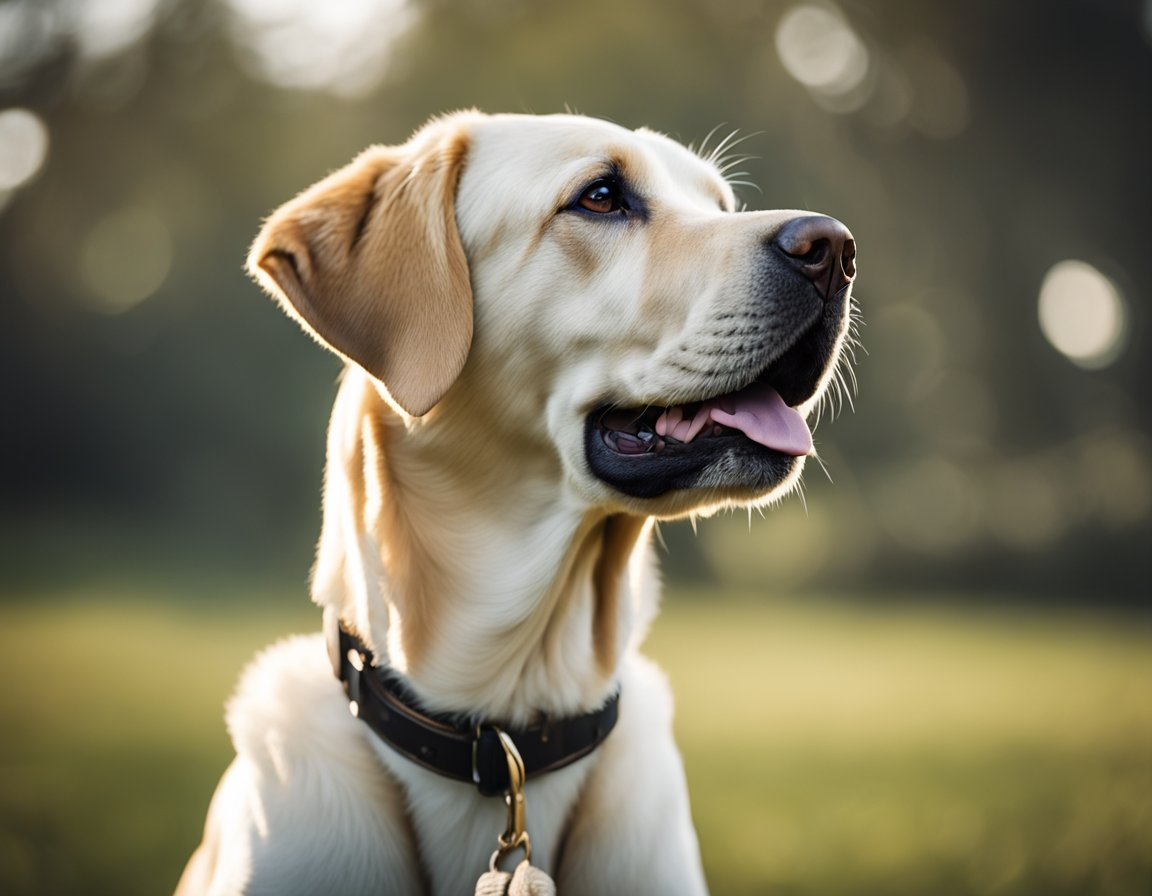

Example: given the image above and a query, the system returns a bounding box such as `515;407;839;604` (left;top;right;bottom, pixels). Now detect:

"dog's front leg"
555;653;709;896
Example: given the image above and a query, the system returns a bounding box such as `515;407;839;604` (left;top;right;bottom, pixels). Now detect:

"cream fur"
177;111;852;895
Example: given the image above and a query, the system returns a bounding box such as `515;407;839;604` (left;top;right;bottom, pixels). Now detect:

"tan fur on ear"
249;119;474;416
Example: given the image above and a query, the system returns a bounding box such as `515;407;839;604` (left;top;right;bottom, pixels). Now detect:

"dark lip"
584;368;804;499
584;410;796;499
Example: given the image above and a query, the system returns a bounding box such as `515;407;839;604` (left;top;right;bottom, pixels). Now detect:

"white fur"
178;112;851;895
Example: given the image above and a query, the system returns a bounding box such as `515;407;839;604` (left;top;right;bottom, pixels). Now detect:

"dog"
176;110;856;895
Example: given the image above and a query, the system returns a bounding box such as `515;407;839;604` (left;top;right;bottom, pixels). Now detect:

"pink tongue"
655;382;813;456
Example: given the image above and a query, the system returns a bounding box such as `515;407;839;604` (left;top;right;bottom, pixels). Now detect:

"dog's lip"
591;377;813;459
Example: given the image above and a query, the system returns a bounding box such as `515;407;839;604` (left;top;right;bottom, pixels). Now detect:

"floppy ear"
248;123;473;416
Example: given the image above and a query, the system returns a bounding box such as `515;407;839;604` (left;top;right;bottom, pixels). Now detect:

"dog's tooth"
672;418;695;442
682;404;713;443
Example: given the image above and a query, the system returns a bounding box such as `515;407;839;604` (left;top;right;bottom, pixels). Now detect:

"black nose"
773;215;856;301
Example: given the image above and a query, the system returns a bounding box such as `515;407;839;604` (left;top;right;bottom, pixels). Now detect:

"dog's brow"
556;157;628;209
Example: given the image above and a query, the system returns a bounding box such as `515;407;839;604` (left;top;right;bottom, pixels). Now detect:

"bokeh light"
0;107;48;193
79;206;173;313
71;0;163;60
225;0;416;97
1037;260;1127;369
775;2;871;110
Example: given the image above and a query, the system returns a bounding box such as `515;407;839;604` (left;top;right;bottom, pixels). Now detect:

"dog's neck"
311;367;654;725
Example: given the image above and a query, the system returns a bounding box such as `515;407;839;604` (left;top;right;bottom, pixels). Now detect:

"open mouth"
584;373;816;501
595;378;812;459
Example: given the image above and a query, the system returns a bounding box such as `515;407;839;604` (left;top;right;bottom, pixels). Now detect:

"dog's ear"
249;123;473;417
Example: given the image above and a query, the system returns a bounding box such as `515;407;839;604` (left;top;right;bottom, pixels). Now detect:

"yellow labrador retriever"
178;111;856;895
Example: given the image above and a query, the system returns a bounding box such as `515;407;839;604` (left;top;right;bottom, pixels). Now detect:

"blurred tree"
1;0;1149;600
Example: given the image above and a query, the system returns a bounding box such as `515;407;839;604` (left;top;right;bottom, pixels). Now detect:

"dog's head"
250;111;856;519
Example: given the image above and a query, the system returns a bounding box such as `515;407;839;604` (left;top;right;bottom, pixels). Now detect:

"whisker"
842;371;855;414
716;155;759;175
812;450;834;485
692;123;729;160
795;478;810;516
705;128;742;165
709;129;761;166
653;520;668;552
843;357;859;401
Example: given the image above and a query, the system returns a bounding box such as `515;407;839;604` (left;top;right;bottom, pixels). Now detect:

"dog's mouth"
594;379;812;459
584;363;821;502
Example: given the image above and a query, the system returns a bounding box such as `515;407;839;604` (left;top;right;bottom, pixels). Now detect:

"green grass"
1;589;1150;895
649;596;1152;895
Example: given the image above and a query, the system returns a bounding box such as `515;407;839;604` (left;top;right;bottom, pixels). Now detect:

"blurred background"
1;0;1150;894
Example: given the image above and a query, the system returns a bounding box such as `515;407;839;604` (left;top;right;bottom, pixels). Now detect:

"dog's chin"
584;410;804;510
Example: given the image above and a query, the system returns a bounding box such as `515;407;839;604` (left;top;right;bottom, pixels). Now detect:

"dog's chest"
370;741;593;893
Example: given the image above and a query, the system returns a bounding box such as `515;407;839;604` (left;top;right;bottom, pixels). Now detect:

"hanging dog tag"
474;729;557;895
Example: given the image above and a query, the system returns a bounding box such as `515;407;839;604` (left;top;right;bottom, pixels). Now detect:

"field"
1;588;1149;895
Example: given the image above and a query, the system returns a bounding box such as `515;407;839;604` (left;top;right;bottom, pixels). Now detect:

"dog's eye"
577;179;623;214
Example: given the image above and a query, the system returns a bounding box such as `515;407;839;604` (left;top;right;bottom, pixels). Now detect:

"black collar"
325;610;620;797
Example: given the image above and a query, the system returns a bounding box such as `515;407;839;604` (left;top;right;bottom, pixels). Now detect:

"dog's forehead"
460;114;732;211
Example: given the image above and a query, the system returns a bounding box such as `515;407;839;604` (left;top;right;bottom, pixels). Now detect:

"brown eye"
578;179;622;214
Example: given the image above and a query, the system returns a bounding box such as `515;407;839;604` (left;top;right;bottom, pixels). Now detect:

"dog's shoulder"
180;636;425;894
225;633;371;774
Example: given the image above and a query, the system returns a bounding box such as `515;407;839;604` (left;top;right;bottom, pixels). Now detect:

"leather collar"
325;609;620;796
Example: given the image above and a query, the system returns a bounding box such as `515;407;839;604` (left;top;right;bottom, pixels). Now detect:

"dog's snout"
773;215;856;301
